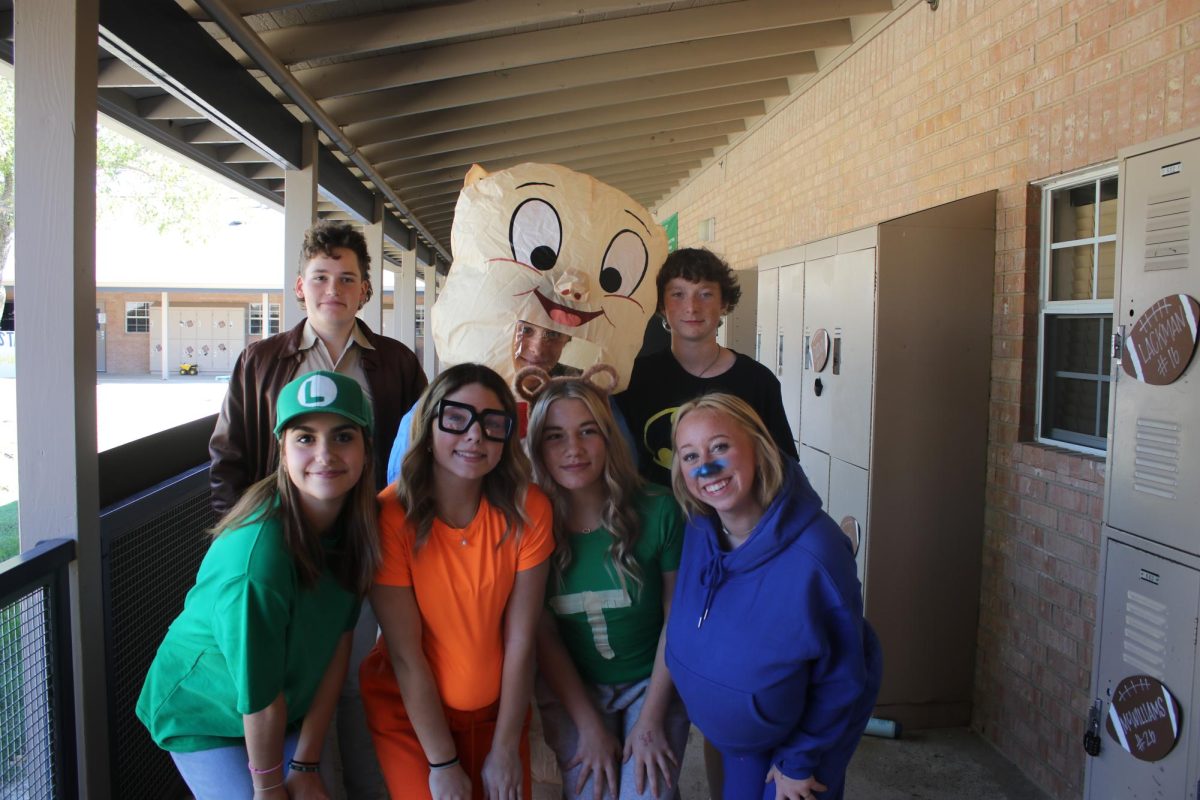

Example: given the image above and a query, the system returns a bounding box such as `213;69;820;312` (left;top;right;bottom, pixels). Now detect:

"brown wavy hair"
212;425;380;595
655;247;742;313
526;379;645;597
399;363;530;549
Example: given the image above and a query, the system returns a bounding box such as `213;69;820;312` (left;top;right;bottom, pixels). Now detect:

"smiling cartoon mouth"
533;289;604;328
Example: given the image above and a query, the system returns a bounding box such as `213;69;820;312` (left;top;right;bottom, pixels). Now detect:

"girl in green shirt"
137;371;380;799
525;371;689;800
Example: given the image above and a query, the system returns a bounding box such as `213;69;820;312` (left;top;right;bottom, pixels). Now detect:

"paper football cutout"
431;163;668;392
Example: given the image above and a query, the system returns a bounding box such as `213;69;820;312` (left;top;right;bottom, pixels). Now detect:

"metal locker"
800;254;837;457
828;248;876;471
828;457;869;586
757;267;779;371
800;444;831;509
1106;135;1200;553
760;192;995;729
779;262;805;444
1085;538;1198;799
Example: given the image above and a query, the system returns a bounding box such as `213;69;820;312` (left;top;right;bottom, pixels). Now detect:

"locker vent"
1122;589;1168;677
1144;189;1190;272
1132;417;1181;499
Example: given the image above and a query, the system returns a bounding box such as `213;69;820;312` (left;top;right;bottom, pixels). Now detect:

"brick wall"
99;290;283;374
654;1;1200;796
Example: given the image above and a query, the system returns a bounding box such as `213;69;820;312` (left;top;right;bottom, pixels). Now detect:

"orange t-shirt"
374;485;554;711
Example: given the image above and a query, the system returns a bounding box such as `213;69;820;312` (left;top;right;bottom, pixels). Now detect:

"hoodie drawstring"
697;555;725;628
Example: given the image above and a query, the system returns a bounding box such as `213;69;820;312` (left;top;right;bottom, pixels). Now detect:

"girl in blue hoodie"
666;393;881;800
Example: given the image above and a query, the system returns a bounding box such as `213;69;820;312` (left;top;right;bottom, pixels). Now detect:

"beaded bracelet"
428;755;460;771
289;759;320;774
248;760;283;775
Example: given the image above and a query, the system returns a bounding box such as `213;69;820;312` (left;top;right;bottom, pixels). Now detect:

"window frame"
125;301;151;334
1034;163;1119;455
249;302;280;336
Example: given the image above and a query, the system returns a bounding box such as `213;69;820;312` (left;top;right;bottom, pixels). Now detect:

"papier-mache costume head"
430;163;668;392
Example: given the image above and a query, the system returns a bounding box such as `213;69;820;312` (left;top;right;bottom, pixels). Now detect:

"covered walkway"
3;1;1199;798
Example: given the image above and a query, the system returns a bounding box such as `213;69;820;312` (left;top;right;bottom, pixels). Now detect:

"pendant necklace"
696;346;723;378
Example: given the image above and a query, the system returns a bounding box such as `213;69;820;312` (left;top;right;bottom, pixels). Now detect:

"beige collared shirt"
297;320;376;410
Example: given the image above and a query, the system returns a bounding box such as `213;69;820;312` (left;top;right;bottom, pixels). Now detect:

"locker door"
756;267;779;371
800;255;836;455
779;263;805;443
828;457;869;588
829;248;876;470
1087;538;1198;799
800;444;830;509
1107;136;1200;553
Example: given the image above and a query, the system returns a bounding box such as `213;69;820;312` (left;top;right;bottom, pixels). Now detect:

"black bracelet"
428;755;460;771
288;759;320;774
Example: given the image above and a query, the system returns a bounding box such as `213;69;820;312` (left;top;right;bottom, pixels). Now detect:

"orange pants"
360;648;531;800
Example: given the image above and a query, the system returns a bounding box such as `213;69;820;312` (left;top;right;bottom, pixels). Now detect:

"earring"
660;316;672;333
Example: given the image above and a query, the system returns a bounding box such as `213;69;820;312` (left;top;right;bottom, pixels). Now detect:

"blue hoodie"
665;461;882;787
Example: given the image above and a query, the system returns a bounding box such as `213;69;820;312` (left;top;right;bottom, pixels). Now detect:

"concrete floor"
534;724;1052;800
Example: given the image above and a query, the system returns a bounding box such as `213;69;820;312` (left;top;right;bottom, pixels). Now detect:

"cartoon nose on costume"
554;268;590;304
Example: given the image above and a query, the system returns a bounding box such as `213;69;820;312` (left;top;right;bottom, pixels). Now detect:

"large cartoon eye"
510;198;561;271
598;230;648;296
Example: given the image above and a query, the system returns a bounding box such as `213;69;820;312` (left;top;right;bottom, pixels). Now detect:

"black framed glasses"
437;399;515;442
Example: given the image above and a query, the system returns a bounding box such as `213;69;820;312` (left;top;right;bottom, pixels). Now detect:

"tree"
0;71;245;321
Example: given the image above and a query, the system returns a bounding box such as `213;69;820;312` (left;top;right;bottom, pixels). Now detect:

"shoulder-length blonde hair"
398;363;530;550
212;422;380;596
669;393;785;520
527;379;645;596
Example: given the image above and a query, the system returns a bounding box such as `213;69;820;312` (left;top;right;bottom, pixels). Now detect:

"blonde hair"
212;424;380;595
669;393;785;519
527;380;645;596
399;363;530;549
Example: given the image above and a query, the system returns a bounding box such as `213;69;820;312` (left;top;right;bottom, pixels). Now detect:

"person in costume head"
666;393;882;800
138;371;380;799
386;163;667;483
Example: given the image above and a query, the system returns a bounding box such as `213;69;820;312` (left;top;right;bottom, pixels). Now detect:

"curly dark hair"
655;247;742;313
299;220;373;302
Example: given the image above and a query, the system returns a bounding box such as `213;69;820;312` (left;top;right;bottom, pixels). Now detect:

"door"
779;263;805;443
96;307;106;372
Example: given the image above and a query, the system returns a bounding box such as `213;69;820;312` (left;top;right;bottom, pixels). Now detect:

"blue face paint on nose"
691;459;726;479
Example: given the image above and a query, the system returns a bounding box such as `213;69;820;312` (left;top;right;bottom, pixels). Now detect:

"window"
1037;167;1118;452
249;303;281;336
415;304;426;337
125;301;150;333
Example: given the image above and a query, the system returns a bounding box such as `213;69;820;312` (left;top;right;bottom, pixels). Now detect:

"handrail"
0;538;76;606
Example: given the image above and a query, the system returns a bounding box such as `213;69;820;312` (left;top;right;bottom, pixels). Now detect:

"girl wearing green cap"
137;370;381;799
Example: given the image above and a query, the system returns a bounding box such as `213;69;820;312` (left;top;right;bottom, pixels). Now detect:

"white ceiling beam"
98;58;156;88
358;102;758;164
377;119;743;180
360;112;744;173
353;70;794;148
136;94;207;120
317;21;847;124
182;121;243;144
293;0;889;98
379;125;733;181
384;134;729;184
260;0;667;64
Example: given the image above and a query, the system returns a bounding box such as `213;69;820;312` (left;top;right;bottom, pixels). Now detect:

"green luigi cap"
274;370;373;437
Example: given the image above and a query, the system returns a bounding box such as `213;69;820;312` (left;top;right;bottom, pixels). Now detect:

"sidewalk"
533;723;1051;800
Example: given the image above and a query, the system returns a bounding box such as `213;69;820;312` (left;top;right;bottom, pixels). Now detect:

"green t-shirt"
136;503;360;752
547;490;683;685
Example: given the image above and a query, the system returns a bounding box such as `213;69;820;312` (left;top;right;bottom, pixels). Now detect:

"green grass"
0;502;15;562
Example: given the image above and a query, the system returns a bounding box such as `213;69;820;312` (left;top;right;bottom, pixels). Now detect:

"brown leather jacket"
208;318;427;515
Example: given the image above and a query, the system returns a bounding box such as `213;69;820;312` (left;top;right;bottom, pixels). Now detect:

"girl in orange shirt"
361;363;554;800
